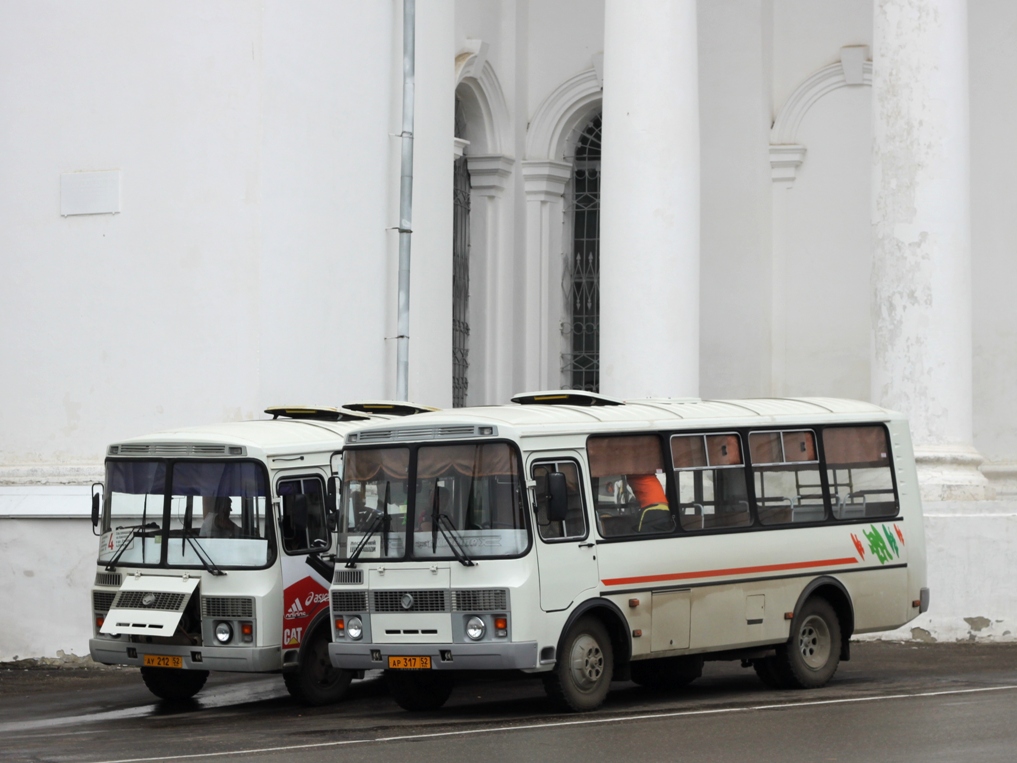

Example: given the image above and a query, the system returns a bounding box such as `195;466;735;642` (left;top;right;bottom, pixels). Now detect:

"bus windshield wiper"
184;534;225;576
345;510;385;568
104;522;159;571
435;514;476;567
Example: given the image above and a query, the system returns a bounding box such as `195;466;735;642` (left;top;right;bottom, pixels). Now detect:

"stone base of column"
914;444;994;502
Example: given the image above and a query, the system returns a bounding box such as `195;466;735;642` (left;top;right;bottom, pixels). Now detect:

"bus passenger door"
531;458;599;612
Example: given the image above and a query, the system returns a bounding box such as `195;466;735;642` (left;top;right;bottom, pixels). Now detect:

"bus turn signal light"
335;617;345;635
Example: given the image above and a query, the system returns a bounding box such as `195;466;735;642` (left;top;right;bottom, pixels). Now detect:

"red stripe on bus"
601;557;859;587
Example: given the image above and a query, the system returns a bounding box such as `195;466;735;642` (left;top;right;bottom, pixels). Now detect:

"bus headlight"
466;616;486;641
347;616;363;640
214;622;233;644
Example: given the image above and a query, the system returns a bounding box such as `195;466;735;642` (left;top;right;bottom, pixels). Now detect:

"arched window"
561;113;602;392
452;96;471;407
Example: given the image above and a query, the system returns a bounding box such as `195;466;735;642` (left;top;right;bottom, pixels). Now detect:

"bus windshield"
339;442;529;561
99;460;272;569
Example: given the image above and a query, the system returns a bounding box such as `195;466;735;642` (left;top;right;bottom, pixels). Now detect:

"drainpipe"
395;0;415;401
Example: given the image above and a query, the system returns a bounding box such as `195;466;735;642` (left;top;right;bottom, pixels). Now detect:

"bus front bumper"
89;638;282;673
328;640;539;671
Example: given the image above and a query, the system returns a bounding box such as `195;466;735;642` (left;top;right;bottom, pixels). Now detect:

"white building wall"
970;0;1017;476
4;0;1017;659
698;0;774;399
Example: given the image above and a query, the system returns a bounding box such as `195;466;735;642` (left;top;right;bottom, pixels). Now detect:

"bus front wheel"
544;616;614;712
141;667;208;701
283;627;353;706
386;670;454;711
767;596;842;689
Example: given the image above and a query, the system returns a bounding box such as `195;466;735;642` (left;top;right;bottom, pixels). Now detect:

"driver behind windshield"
200;496;239;538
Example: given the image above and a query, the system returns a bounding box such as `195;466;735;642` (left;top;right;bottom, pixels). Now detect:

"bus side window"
749;430;825;525
278;477;328;553
532;461;587;541
671;433;750;531
588;435;674;537
823;426;898;519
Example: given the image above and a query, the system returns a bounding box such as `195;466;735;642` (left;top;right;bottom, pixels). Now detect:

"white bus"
89;402;433;704
327;392;928;712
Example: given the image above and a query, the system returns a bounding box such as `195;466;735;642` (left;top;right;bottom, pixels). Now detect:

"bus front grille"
113;591;186;611
372;590;450;613
93;591;116;613
202;596;254;619
94;572;122;588
332;591;368;612
452;589;508;612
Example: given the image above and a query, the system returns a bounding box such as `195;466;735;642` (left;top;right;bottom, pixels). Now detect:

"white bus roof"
342;396;903;444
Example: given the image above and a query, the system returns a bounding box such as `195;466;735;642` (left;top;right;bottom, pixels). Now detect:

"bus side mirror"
90;483;103;535
547;472;569;523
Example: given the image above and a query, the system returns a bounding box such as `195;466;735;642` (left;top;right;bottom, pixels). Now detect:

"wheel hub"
797;614;832;669
569;634;605;688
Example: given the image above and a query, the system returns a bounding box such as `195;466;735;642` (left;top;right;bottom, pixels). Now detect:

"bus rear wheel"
544;616;614;712
386;670;455;711
769;597;842;689
630;655;703;691
283;627;353;706
141;667;208;701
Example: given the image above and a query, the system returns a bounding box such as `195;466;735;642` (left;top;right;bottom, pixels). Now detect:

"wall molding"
526;67;602;161
770;46;871;183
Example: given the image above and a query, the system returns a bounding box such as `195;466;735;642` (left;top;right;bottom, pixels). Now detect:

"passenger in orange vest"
627;473;673;532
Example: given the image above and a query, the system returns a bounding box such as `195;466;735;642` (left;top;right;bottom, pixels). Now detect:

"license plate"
143;654;183;669
387;655;431;669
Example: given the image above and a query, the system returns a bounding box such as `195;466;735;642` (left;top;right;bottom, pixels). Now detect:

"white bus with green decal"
327;392;928;712
89;402;433;704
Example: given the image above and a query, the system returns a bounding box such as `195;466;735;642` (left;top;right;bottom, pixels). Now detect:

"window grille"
561;113;602;392
453;97;471;407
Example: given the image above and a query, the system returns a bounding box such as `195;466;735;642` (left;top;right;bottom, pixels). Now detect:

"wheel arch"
289;608;332;671
794;576;854;661
556;597;632;674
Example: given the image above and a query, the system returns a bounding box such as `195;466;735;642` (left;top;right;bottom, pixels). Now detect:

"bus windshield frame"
98;458;275;571
338;440;531;563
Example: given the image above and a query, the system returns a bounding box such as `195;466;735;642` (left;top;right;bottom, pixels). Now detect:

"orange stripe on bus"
601;557;859;587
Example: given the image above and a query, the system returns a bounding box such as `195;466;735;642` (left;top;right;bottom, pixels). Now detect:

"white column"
466;154;514;405
521;160;571;392
871;0;988;499
599;0;700;398
400;0;454;407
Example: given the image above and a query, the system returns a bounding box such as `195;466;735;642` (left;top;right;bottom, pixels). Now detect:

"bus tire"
772;596;842;689
630;655;703;691
141;667;208;701
386;670;454;711
544;616;613;712
752;657;783;689
283;627;353;706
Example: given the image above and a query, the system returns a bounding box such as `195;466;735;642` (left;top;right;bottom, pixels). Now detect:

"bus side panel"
597;520;910;655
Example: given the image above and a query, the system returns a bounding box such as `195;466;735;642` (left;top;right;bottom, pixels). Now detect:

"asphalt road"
2;642;1016;763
